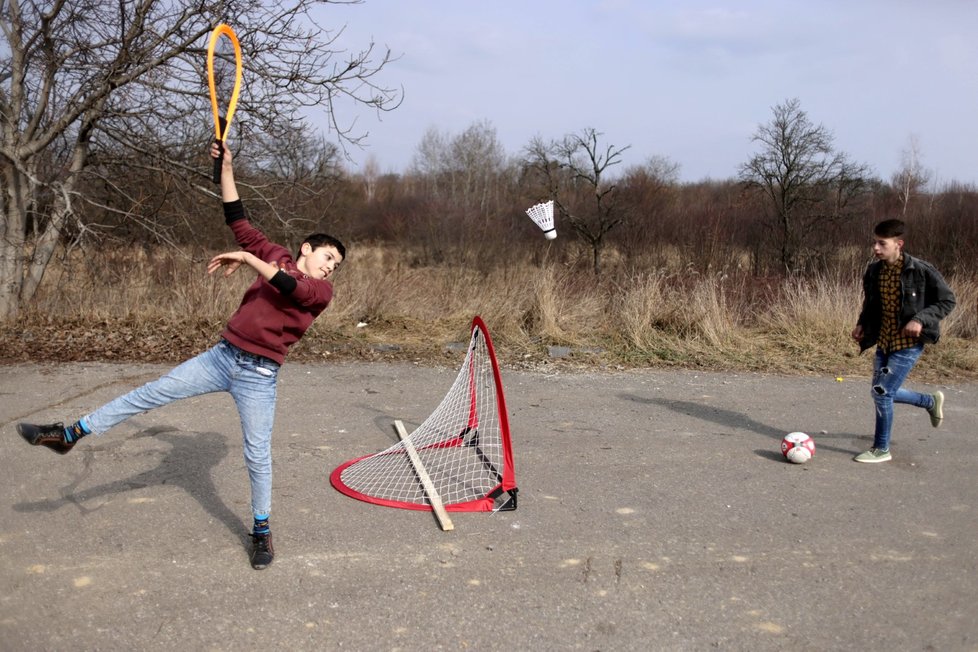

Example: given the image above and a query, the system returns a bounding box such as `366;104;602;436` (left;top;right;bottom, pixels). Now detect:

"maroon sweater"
220;201;333;364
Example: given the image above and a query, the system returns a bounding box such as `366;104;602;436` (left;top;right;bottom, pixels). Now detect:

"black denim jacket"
856;253;956;353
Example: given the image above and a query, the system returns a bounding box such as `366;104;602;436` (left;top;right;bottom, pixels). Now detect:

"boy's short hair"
874;219;906;239
303;233;346;261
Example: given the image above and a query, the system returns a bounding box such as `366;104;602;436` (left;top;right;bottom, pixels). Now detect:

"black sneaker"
17;422;76;455
250;531;274;570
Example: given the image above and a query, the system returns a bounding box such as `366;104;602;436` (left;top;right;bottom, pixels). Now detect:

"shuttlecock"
525;200;556;240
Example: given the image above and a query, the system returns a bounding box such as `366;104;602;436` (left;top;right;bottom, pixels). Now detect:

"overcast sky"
314;0;978;185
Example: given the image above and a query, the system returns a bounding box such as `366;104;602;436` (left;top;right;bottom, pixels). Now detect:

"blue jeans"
871;344;933;451
84;340;280;518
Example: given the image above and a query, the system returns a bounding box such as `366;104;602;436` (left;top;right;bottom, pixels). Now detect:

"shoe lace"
253;533;270;553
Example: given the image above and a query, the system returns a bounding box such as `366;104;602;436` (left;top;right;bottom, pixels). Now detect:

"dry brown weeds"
3;244;975;381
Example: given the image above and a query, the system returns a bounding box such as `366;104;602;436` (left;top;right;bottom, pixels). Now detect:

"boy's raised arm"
210;142;239;203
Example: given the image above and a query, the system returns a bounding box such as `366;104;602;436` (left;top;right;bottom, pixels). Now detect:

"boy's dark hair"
303;233;346;261
874;219;906;239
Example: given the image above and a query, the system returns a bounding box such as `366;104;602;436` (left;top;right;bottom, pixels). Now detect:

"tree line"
3;2;976;320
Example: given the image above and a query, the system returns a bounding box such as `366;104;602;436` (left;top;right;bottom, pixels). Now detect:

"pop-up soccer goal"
330;317;518;528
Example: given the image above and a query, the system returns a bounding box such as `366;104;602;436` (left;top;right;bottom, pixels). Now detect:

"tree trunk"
20;213;64;305
18;109;96;307
0;230;23;320
779;210;795;274
0;164;29;319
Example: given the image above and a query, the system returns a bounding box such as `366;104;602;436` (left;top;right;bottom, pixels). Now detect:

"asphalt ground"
1;360;976;651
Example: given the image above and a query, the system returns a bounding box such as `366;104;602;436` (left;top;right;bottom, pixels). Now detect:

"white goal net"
330;317;518;513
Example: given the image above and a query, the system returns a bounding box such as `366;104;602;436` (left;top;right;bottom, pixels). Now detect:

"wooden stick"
394;420;454;531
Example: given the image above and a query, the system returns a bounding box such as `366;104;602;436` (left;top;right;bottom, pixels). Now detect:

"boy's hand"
208;250;280;283
210;141;234;167
208;251;248;277
850;324;864;342
901;320;923;338
209;141;239;202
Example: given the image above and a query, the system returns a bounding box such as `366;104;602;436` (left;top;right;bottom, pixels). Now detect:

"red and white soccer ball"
781;432;816;464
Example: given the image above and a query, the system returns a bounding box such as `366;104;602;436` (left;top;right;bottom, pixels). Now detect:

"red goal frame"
329;316;518;512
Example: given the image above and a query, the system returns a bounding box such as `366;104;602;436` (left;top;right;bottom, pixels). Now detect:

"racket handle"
212;141;224;184
212;117;227;185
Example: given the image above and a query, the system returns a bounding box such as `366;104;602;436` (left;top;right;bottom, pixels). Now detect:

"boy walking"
850;218;955;463
17;143;345;568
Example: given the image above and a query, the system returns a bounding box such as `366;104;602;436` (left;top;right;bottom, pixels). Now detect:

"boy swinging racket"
18;143;346;570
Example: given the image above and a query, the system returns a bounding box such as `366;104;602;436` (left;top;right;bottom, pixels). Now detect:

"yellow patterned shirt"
877;255;917;353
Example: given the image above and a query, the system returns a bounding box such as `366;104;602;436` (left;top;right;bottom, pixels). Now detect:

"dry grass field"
3;244;976;381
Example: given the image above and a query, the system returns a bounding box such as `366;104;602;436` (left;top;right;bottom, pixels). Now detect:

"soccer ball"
781;432;815;464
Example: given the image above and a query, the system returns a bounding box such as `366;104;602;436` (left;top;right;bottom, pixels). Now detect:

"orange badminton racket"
206;24;242;184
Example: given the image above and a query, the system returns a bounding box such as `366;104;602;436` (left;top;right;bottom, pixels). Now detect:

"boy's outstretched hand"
208;251;280;282
208;251;246;277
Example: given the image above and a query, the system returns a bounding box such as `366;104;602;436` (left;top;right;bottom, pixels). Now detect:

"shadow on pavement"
619;393;861;455
13;426;245;539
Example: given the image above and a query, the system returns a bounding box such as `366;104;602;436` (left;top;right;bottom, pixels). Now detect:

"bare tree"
617;155;680;259
523;127;630;274
409;120;507;220
360;154;380;202
892;134;931;216
0;0;400;318
409;126;449;197
739;98;870;274
446;121;508;218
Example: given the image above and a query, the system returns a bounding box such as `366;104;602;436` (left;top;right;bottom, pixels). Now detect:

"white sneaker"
854;448;891;463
